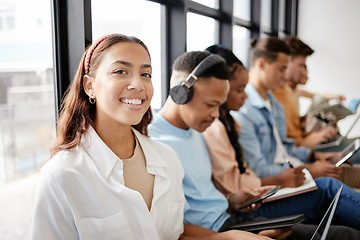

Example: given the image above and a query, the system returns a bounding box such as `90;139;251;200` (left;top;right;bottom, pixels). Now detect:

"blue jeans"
238;177;360;230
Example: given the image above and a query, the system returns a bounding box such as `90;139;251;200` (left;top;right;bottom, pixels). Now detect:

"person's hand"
308;159;342;179
323;93;346;102
318;127;337;142
313;151;339;161
275;166;306;188
259;227;293;240
230;186;276;212
302;127;337;147
219;230;274;239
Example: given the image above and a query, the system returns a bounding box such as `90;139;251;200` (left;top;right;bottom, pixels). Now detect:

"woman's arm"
31;169;78;240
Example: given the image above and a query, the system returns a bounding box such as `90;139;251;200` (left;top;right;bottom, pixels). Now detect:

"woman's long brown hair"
50;34;153;158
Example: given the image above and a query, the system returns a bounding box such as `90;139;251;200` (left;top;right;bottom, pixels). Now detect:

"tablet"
229;214;305;232
237;186;280;211
331;138;360;167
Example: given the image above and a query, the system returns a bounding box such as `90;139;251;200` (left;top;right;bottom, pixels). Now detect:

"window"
0;0;54;181
232;25;250;68
0;0;55;238
233;0;251;21
91;0;162;109
192;0;219;9
186;12;219;51
261;0;272;32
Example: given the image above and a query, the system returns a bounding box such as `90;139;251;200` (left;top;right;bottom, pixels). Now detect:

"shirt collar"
133;129;168;169
153;112;193;139
81;126;168;180
245;83;276;110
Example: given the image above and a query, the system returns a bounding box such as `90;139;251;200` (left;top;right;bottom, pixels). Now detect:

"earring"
89;96;96;104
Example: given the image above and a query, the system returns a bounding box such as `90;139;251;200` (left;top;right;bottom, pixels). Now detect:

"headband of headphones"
170;53;226;104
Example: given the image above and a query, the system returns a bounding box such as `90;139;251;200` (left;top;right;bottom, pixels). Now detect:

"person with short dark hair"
232;37;360;230
272;36;340;148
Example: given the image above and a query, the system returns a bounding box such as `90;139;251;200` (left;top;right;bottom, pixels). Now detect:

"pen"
287;159;294;168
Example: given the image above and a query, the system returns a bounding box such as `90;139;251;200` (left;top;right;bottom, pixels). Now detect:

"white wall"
297;0;360;137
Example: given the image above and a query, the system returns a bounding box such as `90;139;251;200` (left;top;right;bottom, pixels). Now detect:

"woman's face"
85;41;153;127
226;65;249;111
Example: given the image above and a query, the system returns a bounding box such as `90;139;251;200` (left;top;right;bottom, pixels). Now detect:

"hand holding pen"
287;159;294;168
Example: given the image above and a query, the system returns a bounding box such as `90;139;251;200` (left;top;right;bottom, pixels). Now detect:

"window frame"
51;0;298;112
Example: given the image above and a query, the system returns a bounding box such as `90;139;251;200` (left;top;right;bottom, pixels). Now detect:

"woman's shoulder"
42;146;86;179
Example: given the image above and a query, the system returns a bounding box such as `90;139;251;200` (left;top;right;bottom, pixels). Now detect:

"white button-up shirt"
30;127;185;240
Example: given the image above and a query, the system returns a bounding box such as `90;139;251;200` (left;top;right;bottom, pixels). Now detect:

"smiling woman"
82;38;154;136
30;34;186;240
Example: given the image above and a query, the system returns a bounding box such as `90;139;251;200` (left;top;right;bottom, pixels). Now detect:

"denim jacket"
231;84;310;178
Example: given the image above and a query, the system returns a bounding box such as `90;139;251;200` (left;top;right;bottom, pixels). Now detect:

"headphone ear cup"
170;82;193;104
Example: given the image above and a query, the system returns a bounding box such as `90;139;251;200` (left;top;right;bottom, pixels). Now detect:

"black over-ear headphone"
169;54;226;104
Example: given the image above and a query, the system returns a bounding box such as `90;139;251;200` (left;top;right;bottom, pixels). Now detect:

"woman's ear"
83;75;95;97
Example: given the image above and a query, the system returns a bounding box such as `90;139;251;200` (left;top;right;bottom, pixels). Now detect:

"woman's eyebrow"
111;60;151;69
112;60;132;67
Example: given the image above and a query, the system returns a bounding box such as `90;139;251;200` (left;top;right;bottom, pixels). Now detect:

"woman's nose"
127;75;144;91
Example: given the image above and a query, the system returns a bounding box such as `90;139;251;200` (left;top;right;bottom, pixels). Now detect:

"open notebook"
265;168;317;202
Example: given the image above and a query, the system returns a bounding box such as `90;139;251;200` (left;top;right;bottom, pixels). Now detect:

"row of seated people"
149;38;360;238
31;33;360;239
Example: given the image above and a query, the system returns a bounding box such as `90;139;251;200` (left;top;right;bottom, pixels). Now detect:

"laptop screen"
342;114;360;138
310;185;343;240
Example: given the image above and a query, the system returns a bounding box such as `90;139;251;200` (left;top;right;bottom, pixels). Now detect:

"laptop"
310;185;343;240
311;113;360;150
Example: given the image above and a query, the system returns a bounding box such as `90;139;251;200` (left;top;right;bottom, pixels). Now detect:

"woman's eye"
142;73;152;79
115;70;127;74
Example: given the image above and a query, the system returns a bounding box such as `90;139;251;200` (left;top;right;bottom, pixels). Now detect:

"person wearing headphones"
149;50;293;239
